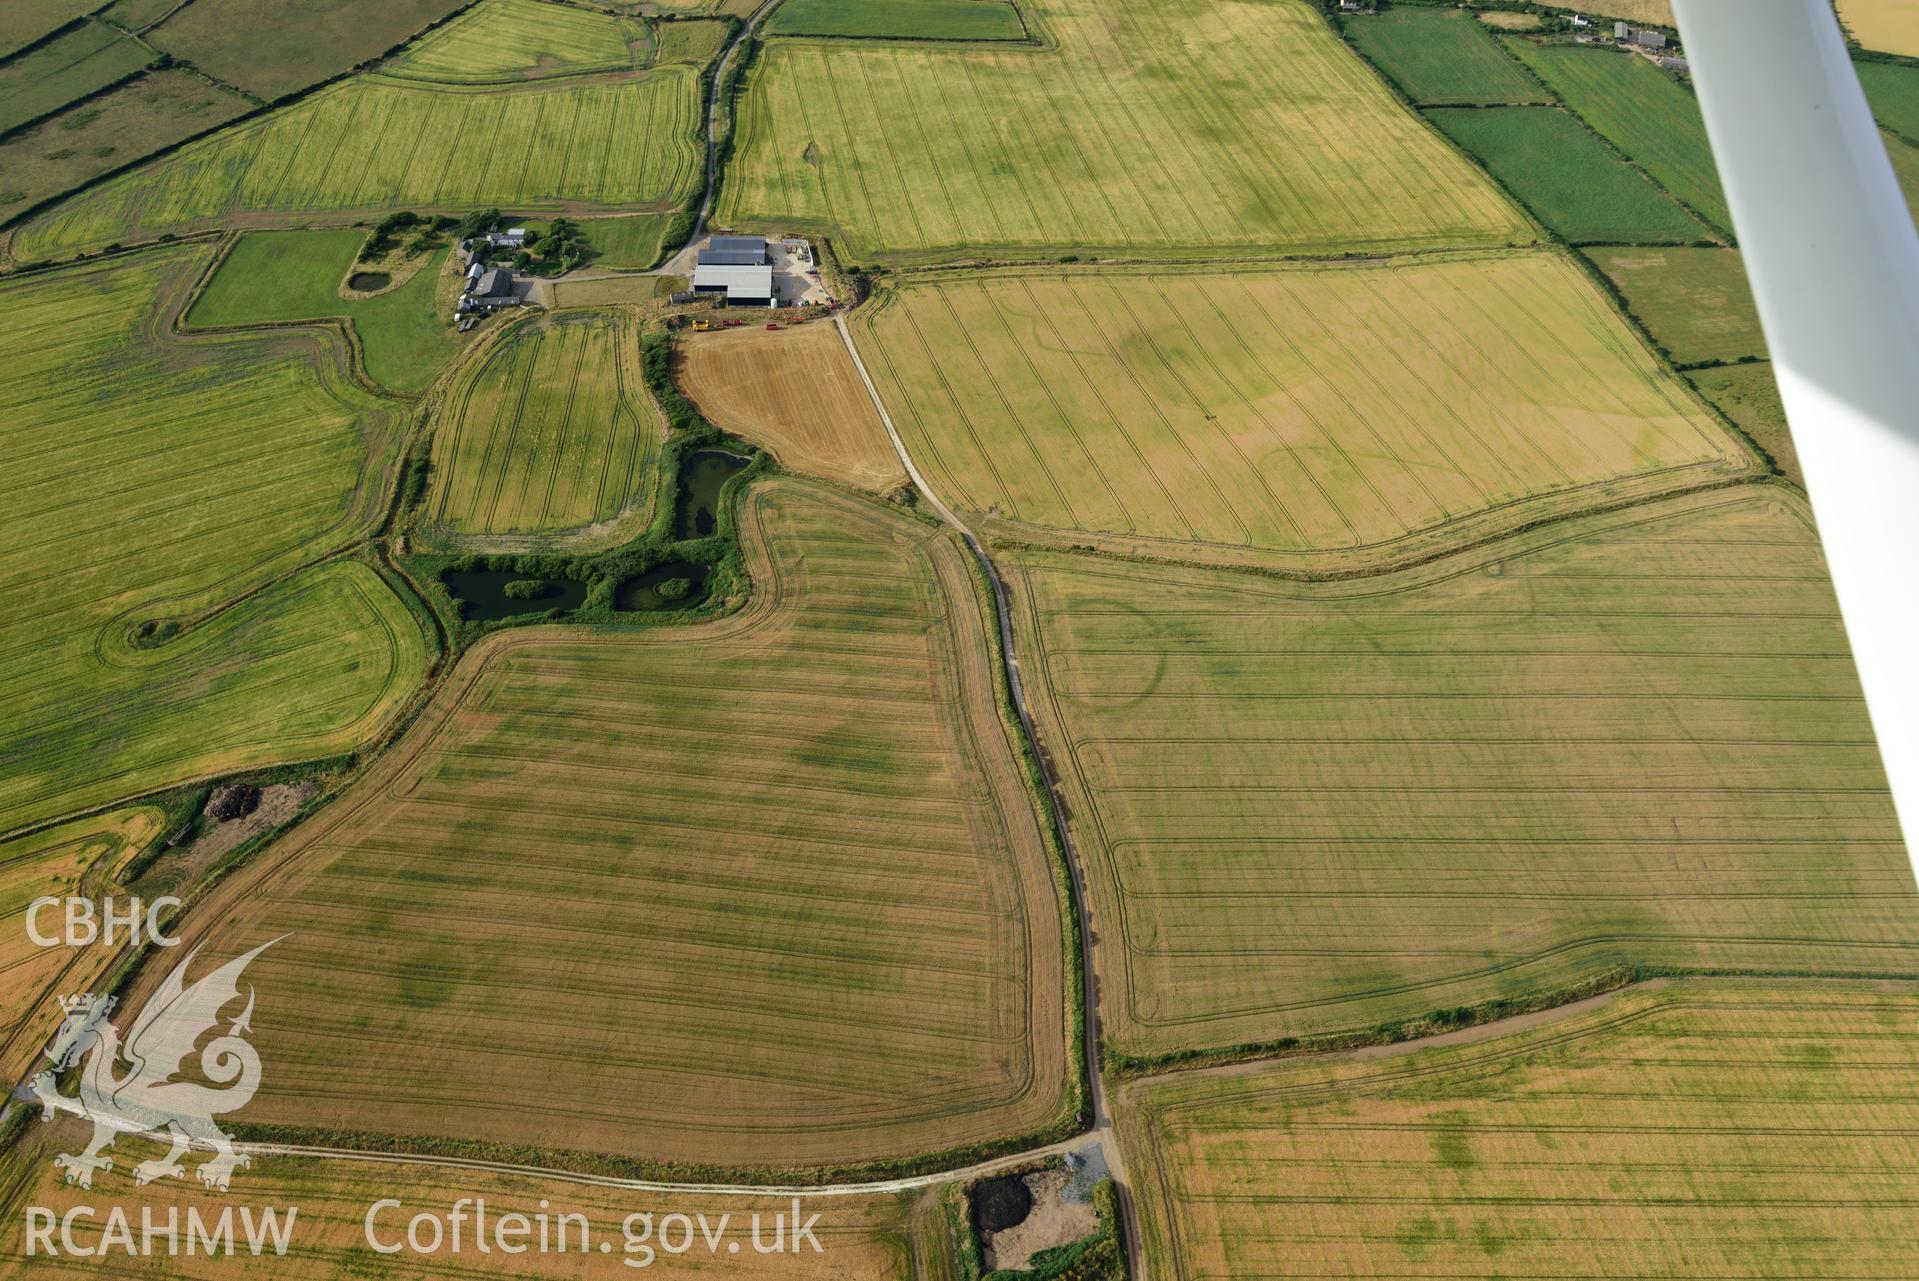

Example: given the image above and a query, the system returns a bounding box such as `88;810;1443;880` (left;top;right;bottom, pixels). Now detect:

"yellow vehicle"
690;318;713;331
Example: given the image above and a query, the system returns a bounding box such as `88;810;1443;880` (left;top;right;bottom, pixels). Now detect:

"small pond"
347;271;391;291
441;570;588;622
615;561;711;612
675;449;750;539
972;1175;1033;1235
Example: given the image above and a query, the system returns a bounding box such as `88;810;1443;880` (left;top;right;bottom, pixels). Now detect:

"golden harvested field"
1477;10;1543;29
383;0;650;83
1840;0;1919;56
1009;488;1916;1060
0;807;164;1086
1544;0;1673;22
13;69;702;260
426;311;662;542
676;325;904;491
720;0;1530;260
119;480;1070;1171
857;254;1753;570
1120;980;1919;1280
0;1117;918;1279
0;247;428;836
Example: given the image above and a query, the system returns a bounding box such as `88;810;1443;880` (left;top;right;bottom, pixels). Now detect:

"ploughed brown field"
674;325;904;493
104;478;1070;1173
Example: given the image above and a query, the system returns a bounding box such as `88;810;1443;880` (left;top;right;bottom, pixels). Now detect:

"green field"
1341;7;1542;106
94;0;179;31
574;212;664;267
143;0;470;100
1121;981;1919;1279
653;17;730;64
382;0;648;83
133;480;1072;1170
0;0;98;57
0;248;428;835
187;228;464;394
1586;246;1767;365
1509;41;1733;233
1430;106;1708;243
426;311;661;539
720;0;1531;260
858;254;1749;565
1692;361;1803;488
0;70;252;233
1883;127;1919;223
765;0;1028;41
0;20;152;134
1010;488;1912;1058
1860;58;1919;139
13;69;703;259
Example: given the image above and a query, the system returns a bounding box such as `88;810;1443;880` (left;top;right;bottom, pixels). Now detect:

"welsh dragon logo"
28;939;280;1192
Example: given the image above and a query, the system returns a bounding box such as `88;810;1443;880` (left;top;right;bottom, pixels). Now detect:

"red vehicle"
766;322;780;330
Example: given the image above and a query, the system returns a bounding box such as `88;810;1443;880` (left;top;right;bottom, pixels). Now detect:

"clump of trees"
514;217;591;276
655;577;692;602
359;211;420;261
503;578;549;600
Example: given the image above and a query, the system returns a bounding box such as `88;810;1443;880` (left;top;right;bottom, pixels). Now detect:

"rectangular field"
720;0;1531;260
0;70;252;231
144;0;470;99
0;248;428;834
1009;488;1914;1059
765;0;1029;41
1508;40;1732;233
13;69;703;259
126;480;1071;1171
577;212;665;267
856;254;1750;566
426;311;662;539
1586;245;1767;365
382;0;647;83
188;228;464;394
1120;981;1919;1280
676;323;904;491
1341;7;1543;106
1840;0;1919;57
1429;106;1709;243
0;20;151;134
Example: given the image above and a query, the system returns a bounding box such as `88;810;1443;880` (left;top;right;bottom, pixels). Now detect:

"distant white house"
485;227;528;249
